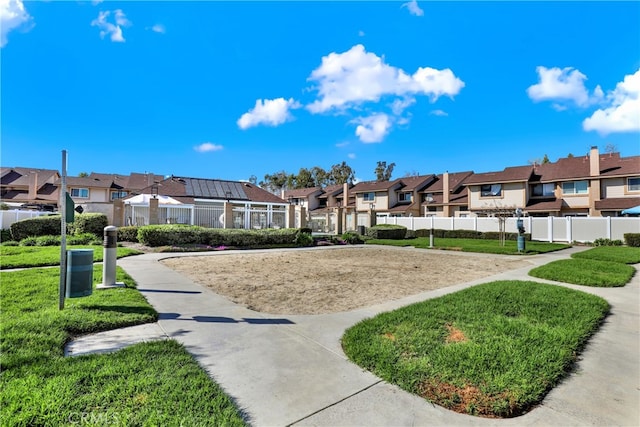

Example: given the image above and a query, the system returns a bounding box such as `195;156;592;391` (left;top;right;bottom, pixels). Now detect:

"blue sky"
2;1;639;183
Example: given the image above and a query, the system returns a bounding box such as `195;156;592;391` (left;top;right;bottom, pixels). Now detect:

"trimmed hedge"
624;233;640;248
1;229;12;242
72;213;108;236
10;215;61;241
118;226;140;243
414;228;531;241
136;225;305;248
366;224;407;240
8;213;108;241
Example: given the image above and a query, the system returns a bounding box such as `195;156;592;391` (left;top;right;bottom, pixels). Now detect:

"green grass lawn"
0;245;142;270
571;246;640;264
366;237;570;255
528;246;639;287
342;281;609;418
0;266;246;426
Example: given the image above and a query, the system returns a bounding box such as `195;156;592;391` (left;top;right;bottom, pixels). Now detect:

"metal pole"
59;150;67;310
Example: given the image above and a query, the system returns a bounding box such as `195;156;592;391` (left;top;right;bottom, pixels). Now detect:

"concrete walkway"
67;246;640;426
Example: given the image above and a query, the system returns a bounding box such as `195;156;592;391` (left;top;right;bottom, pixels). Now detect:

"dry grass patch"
160;246;530;314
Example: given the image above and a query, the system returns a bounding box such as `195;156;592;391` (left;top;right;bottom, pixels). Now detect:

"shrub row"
366;224;407;240
8;213;108;241
625;233;640;247
414;228;532;241
117;226;140;243
18;233;101;247
593;238;623;247
136;225;310;247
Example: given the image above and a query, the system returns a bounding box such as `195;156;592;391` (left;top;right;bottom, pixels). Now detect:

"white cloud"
335;141;349;148
91;0;104;4
306;44;464;114
347;153;356;159
390;97;415;115
358;30;365;37
402;0;424;16
351;113;392;143
429;109;448;117
583;69;640;135
527;66;603;107
194;142;224;153
91;9;131;43
150;24;165;34
237;98;301;129
1;0;32;48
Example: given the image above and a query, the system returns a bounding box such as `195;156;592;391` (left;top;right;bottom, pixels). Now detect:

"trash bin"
517;235;526;253
66;249;94;298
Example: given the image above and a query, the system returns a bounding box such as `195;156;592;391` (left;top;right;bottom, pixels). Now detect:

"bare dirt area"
160;246;531;315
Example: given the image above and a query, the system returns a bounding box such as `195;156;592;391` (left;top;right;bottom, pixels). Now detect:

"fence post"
548;217;553;243
410;216;414;230
566;216;572;243
451;216;455;231
474;216;478;231
606;216;612;239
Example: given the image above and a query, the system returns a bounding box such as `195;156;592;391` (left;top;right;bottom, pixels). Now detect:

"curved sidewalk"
105;246;639;426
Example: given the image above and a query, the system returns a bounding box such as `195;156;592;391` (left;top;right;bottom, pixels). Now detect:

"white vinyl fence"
1;209;52;231
376;216;640;243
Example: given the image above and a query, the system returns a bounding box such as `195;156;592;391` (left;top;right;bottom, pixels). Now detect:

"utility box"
66;249;94;298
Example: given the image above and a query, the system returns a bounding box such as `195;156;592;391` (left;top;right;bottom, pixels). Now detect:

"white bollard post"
97;225;125;289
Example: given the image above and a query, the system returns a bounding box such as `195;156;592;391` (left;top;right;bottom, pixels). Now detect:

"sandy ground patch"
160;246;531;315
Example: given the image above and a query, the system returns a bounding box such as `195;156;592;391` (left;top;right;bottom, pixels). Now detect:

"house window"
363;192;375;202
70;188;89;198
628;177;640;192
110;191;128;201
480;184;502;197
398;192;412;202
562;180;588;195
531;183;555;197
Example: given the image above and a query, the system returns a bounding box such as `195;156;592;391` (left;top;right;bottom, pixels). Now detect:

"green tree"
375;161;395;181
78;172;89;177
328;162;356;185
259;171;293;193
293;168;316;189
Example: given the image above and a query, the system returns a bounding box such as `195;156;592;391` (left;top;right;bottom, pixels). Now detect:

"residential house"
420;171;474;217
123;176;289;229
0;167;60;210
281;187;324;211
464;147;640;217
464;165;534;214
58;172;164;219
350;175;442;217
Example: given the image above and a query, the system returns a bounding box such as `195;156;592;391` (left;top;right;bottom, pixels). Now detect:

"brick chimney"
589;146;600;177
27;172;38;200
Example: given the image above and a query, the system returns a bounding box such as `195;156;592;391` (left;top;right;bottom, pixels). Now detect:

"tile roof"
283;187;323;199
388;200;420;213
463;165;533;185
595;197;640;210
525;198;563;212
423;171;474;192
350;179;403;193
396;175;436;191
421;188;469;206
530;153;639;183
0;167;59;187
